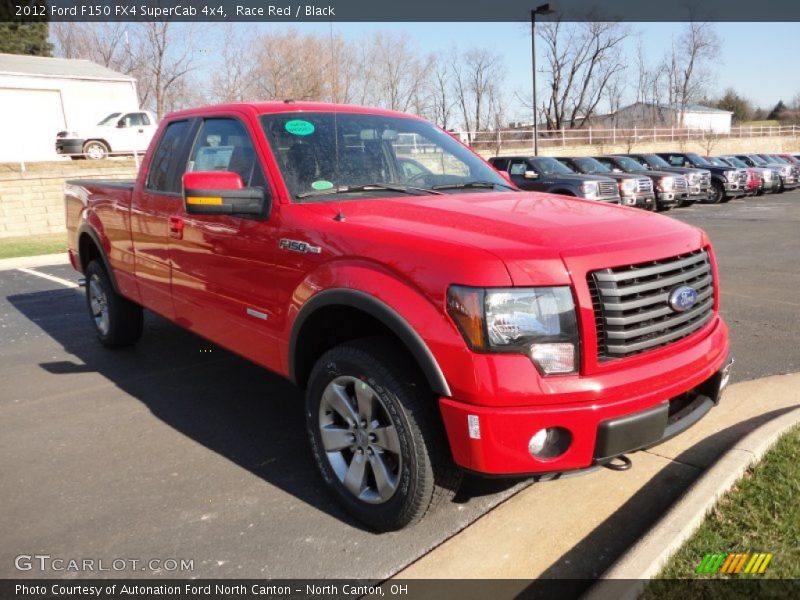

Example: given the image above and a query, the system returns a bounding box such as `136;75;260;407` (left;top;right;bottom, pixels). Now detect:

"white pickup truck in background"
55;110;158;160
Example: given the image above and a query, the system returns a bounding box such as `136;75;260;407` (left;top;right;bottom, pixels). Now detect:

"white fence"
454;124;800;151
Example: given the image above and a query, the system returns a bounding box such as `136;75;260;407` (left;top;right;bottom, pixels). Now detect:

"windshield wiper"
430;180;517;191
296;183;443;199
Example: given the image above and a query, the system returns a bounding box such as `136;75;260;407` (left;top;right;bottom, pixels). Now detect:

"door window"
509;160;529;176
146;120;191;194
188;118;265;188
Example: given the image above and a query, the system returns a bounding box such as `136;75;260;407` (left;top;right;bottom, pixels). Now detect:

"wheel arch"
77;223;120;293
289;289;451;398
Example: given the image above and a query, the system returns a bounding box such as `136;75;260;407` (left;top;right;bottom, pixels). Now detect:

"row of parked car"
488;152;800;211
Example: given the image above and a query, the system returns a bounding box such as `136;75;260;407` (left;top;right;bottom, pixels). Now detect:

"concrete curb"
583;405;800;600
0;253;69;271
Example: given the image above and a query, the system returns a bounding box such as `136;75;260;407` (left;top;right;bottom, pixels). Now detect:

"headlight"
658;176;674;191
447;286;579;375
688;174;699;184
579;182;598;196
619;178;637;194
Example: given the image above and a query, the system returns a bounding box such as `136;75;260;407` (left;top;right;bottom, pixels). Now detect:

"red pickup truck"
66;102;732;531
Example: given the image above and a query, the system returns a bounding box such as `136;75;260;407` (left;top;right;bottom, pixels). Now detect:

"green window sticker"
311;180;334;190
285;119;315;136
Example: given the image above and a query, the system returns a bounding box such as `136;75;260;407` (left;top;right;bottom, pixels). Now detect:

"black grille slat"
598;181;617;196
589;250;715;360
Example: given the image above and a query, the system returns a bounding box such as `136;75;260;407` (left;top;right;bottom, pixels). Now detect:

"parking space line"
17;267;79;289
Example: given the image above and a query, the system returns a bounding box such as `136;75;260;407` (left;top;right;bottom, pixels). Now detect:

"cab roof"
165;101;425;121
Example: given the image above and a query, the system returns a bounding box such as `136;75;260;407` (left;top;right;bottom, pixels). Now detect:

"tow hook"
604;455;632;471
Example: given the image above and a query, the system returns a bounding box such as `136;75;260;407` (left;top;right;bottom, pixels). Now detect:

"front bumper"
687;185;710;202
439;320;730;475
723;181;747;195
656;190;685;206
620;193;654;209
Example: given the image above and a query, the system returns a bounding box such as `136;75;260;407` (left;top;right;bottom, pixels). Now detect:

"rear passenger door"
131;118;197;320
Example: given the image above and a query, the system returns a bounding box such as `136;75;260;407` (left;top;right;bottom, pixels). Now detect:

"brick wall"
0;160;139;239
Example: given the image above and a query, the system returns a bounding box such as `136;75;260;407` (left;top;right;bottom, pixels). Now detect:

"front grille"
598;181;617;196
700;172;711;187
636;177;653;193
673;176;688;191
588;249;715;360
738;170;748;186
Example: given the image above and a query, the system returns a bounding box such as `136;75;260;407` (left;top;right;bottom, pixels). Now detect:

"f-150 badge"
279;239;322;254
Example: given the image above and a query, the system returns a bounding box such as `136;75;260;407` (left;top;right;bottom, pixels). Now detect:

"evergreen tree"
0;1;52;57
767;100;786;121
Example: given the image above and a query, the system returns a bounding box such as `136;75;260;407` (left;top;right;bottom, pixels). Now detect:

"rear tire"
83;140;109;160
305;338;461;531
85;260;143;349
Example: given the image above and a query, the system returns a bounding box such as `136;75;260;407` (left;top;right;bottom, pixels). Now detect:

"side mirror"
117;120;126;128
182;171;269;217
524;170;538;179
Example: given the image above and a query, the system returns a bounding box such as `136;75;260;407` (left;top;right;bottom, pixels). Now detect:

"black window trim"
144;118;199;196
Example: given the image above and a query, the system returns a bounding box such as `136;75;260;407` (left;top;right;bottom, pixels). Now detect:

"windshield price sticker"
285;120;316;136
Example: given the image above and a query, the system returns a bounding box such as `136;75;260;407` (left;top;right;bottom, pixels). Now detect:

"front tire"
85;260;143;348
306;338;461;531
708;181;724;204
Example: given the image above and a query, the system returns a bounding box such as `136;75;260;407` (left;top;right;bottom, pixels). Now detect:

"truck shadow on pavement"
8;287;520;533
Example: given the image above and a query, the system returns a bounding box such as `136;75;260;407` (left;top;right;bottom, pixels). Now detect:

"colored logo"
696;552;773;575
284;119;315;136
668;285;698;312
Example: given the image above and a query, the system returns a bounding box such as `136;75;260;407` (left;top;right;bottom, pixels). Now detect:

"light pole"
531;3;555;156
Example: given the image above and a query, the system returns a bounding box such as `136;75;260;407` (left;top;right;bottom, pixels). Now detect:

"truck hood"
302;191;704;285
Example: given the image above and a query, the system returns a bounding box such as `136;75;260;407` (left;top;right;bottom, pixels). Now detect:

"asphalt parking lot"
1;192;798;580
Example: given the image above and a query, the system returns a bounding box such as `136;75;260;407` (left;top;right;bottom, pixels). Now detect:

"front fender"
284;260;510;400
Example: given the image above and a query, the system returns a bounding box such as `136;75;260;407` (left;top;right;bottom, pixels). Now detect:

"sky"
190;21;799;123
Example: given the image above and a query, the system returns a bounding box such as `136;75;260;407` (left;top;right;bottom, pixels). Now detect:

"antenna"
330;21;344;222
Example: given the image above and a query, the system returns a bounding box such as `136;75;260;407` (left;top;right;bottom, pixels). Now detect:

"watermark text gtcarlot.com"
14;554;194;573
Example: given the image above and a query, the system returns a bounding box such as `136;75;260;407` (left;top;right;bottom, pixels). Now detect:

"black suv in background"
656;152;747;203
489;156;620;203
620;153;710;206
555;156;655;210
592;155;683;211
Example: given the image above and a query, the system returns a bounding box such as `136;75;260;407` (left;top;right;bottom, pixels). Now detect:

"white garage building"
589;102;733;133
0;53;139;162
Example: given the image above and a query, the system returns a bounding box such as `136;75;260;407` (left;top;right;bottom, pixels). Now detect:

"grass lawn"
644;425;800;593
0;233;67;260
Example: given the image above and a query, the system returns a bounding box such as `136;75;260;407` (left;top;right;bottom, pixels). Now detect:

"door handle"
138;128;144;133
168;216;184;239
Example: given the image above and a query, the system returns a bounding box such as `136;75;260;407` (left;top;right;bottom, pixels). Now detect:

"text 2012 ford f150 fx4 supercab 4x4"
66;102;732;531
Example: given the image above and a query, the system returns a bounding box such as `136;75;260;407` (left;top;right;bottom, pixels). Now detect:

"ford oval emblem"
669;286;698;312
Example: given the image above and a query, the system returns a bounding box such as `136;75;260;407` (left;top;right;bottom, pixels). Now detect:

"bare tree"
539;19;630;130
667;22;720;123
209;25;259;103
428;51;456;129
452;48;504;141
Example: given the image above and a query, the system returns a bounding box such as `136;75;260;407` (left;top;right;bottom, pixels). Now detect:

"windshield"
767;155;788;164
260;112;509;201
97;113;122;126
642;154;671;169
722;157;746;168
749;155;767;166
570;157;610;174
614;156;647;172
531;157;575;175
706;157;727;167
686;153;712;167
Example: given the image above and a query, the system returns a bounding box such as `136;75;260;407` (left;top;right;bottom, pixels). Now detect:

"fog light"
530;343;576;374
528;427;572;459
